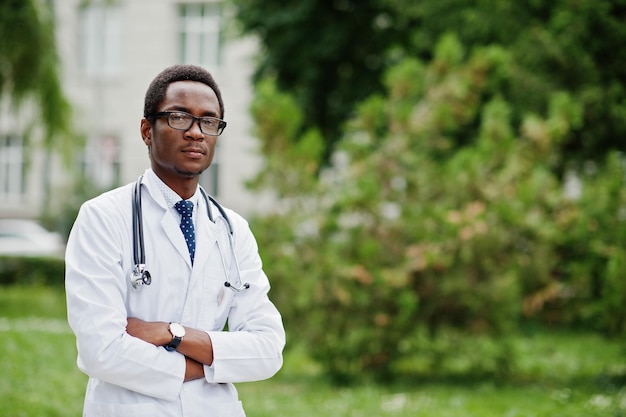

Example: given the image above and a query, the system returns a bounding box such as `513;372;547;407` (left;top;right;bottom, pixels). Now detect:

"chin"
175;167;205;178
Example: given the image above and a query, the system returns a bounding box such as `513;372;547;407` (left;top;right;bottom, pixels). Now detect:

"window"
178;3;222;68
179;2;223;195
78;2;123;76
0;135;25;202
82;135;121;189
200;151;219;196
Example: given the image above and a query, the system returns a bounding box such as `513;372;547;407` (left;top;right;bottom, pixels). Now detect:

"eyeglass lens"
167;112;224;135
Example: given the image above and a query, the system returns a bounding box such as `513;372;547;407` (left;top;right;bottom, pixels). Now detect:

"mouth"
181;147;206;159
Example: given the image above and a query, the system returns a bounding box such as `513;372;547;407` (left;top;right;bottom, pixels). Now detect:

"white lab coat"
65;170;285;417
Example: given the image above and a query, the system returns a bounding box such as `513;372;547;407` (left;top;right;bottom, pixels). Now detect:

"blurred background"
1;0;626;416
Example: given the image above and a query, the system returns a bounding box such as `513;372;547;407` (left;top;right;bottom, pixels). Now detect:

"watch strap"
165;335;182;351
165;323;184;351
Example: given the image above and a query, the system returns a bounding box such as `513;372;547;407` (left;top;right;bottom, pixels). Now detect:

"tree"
231;0;626;168
0;0;73;163
230;0;416;163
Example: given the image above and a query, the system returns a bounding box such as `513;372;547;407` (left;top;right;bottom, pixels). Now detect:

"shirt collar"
146;169;200;208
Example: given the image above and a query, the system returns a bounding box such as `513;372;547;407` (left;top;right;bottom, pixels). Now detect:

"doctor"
65;64;285;417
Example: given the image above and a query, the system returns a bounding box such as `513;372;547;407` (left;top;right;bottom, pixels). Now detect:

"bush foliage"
0;256;65;287
249;35;626;382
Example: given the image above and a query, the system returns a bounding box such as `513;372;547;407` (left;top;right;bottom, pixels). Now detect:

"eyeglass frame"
149;110;227;136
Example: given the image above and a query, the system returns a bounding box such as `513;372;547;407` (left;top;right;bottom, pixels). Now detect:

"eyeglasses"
151;111;227;136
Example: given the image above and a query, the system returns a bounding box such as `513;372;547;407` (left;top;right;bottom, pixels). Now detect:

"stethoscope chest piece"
131;264;152;289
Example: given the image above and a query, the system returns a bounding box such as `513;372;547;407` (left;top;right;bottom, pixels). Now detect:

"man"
65;64;285;417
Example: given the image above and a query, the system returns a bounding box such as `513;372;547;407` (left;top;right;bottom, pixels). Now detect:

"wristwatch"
165;322;185;351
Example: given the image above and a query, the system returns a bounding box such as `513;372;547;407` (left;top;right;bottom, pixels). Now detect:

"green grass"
0;286;86;417
240;336;626;417
1;285;626;417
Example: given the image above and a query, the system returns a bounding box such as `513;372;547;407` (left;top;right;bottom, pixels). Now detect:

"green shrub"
250;34;624;382
558;151;626;335
0;256;65;287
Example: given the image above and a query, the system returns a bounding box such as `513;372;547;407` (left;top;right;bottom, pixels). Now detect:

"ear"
140;118;152;146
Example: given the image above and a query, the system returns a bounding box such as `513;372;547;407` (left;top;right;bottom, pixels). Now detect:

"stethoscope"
130;176;250;293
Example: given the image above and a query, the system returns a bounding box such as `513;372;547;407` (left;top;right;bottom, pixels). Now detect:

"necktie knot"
175;200;194;218
175;200;195;264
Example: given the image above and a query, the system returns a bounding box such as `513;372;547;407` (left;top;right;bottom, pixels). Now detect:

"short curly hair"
143;64;225;121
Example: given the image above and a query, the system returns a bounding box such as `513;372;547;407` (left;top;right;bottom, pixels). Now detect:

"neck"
152;170;199;200
173;179;198;200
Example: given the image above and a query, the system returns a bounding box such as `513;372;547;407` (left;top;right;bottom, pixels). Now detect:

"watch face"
169;323;186;338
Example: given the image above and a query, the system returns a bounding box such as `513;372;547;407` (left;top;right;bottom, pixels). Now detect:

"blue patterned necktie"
174;200;196;264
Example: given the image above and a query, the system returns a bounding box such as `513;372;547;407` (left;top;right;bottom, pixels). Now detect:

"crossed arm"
126;317;213;382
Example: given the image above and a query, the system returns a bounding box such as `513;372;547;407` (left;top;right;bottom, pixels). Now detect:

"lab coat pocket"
198;264;229;330
218;400;246;417
83;401;156;417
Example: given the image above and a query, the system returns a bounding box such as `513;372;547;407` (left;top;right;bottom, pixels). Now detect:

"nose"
184;119;205;140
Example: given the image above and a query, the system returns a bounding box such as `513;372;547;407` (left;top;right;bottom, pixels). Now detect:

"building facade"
0;0;265;220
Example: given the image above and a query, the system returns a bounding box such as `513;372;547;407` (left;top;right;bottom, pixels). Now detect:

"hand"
126;317;170;347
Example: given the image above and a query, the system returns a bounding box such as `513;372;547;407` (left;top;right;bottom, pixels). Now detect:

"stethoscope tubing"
130;176;249;291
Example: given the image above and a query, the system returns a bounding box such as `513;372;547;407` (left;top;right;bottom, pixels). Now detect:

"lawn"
1;285;625;417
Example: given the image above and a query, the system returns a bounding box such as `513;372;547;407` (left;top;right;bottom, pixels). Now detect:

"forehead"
161;81;220;115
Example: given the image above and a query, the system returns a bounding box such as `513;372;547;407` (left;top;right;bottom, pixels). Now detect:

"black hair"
143;64;224;120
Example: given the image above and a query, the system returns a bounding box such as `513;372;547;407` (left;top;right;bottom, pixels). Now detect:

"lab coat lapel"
193;209;220;267
141;171;193;268
162;208;193;268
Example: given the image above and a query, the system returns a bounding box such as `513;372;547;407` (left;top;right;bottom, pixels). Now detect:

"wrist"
165;322;186;351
